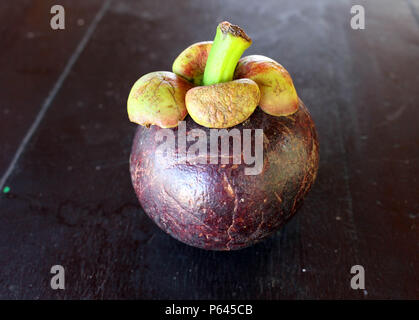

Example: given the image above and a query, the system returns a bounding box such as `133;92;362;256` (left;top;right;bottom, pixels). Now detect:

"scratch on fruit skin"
130;101;319;250
274;192;282;203
223;172;238;250
252;206;265;241
162;185;204;226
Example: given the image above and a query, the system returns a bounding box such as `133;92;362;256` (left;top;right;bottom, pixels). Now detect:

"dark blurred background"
0;0;418;299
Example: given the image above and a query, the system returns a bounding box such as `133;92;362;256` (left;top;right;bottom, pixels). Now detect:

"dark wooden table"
0;0;418;299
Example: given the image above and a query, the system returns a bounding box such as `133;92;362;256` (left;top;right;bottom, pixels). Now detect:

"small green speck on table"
3;186;10;194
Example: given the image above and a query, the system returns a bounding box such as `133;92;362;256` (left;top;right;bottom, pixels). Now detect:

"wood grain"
0;0;417;299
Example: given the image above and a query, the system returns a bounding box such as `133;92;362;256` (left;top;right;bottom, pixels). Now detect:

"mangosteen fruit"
127;21;319;250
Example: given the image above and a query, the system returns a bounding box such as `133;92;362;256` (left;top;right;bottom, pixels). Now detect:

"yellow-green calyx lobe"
127;71;193;128
186;79;260;128
172;41;212;86
202;21;252;86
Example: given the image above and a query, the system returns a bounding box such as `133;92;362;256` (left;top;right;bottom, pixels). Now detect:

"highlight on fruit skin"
172;41;212;86
234;55;299;116
127;71;194;128
185;78;260;128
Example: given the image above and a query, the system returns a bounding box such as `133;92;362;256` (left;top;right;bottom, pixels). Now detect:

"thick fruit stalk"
202;21;252;86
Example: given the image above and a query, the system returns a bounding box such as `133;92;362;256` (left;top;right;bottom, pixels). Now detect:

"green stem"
202;21;252;86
